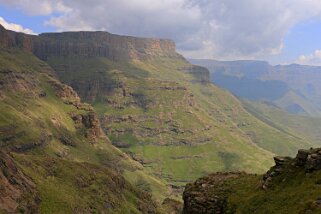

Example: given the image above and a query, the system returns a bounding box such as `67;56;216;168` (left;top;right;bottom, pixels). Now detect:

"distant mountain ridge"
190;59;321;117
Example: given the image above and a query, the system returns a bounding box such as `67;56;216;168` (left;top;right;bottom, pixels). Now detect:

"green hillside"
0;48;169;213
243;100;321;146
39;31;316;187
1;27;320;213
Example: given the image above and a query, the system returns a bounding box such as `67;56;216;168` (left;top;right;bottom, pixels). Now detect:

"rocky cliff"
33;31;183;61
0;24;185;62
0;25;35;51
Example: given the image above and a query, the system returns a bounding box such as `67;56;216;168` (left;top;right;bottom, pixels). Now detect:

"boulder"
274;156;291;166
70;112;103;142
183;172;242;214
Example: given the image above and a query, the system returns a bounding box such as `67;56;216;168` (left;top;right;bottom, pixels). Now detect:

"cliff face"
0;24;184;62
33;31;183;61
0;26;35;51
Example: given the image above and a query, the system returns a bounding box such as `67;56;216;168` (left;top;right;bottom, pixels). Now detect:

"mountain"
29;30;319;179
242;100;321;146
183;148;321;213
0;26;166;213
190;59;321;117
0;25;318;213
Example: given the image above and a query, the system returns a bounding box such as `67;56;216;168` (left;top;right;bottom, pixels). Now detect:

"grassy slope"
212;163;321;213
45;54;314;188
0;49;168;213
274;91;321;117
186;170;321;214
243;100;321;146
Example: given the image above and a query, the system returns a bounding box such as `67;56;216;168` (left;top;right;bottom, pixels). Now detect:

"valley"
0;24;321;213
191;59;321;117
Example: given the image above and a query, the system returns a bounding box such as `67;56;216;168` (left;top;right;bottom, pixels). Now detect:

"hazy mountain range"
191;59;321;117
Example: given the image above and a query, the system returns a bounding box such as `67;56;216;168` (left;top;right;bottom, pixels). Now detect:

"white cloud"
0;0;69;16
0;17;36;34
2;0;321;60
296;50;321;66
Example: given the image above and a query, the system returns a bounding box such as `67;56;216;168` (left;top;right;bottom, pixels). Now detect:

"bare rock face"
32;31;184;61
0;24;185;62
0;24;36;51
0;151;40;213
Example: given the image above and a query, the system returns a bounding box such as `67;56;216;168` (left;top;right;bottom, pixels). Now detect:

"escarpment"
33;31;183;61
0;24;210;103
0;24;183;61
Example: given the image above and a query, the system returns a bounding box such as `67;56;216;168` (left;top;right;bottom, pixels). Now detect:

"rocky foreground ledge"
183;148;321;214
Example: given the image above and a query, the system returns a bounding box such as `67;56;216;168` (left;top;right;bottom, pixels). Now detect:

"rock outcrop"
48;78;81;106
71;112;103;142
262;148;321;189
183;148;321;213
183;172;243;214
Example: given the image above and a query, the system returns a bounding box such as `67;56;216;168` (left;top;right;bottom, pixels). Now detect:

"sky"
1;0;321;65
